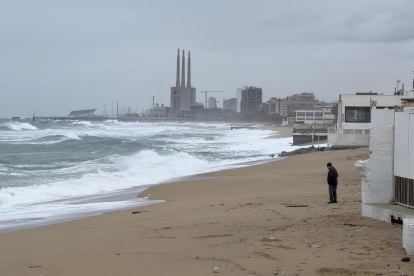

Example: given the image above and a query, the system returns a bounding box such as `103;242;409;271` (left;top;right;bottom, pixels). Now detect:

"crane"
200;91;226;109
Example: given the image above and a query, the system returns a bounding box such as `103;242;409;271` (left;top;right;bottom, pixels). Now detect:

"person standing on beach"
326;162;338;204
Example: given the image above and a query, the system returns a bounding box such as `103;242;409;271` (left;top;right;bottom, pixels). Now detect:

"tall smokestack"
176;48;180;87
181;50;185;87
187;51;191;88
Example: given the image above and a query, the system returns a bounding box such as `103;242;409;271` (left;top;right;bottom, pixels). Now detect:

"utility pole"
312;105;315;146
322;103;325;126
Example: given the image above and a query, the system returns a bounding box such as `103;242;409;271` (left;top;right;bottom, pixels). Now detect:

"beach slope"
0;147;412;275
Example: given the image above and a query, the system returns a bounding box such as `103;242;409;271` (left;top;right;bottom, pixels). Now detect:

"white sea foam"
0;150;209;206
0;122;37;131
13;133;82;145
71;121;94;126
0;122;305;230
63;132;81;140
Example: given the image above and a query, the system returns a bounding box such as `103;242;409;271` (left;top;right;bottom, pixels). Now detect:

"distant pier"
31;116;184;123
230;125;256;130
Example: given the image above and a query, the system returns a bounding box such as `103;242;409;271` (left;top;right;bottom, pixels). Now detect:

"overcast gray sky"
1;0;414;118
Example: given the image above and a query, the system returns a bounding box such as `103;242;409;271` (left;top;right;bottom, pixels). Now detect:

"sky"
1;0;414;118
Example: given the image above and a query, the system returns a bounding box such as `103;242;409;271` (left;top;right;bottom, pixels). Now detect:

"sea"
0;119;301;233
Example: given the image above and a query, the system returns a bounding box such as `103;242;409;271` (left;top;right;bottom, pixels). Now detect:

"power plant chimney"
176;48;180;87
187;51;191;88
181;50;185;87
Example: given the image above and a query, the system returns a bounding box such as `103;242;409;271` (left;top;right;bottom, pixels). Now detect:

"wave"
0;150;209;206
0;122;37;131
71;121;94;126
6;132;82;145
63;132;82;140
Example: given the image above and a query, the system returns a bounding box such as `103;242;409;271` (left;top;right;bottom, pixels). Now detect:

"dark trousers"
329;185;337;203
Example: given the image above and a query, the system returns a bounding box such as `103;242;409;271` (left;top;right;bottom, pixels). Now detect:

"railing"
395;176;414;208
293;128;328;134
329;129;370;135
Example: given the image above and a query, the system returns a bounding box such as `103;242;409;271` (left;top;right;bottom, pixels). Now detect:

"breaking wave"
0;150;208;206
0;122;37;131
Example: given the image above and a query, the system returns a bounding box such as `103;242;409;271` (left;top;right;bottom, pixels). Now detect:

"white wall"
411;114;414;180
361;108;395;209
328;133;369;146
403;219;414;255
394;112;410;178
394;109;414;179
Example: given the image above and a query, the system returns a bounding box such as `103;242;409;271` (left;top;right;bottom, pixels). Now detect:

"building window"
345;107;371;123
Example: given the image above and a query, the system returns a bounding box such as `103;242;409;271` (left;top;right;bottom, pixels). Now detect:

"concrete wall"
328;132;370;147
359;109;395;216
394;109;414;179
357;107;414;255
293;134;327;145
403;219;414;255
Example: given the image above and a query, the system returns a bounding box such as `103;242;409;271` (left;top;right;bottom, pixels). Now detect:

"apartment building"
240;87;263;114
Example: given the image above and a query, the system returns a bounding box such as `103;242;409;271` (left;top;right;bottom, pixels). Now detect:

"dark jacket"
327;166;338;185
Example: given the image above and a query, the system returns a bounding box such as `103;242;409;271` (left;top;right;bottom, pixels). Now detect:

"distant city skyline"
1;0;414;118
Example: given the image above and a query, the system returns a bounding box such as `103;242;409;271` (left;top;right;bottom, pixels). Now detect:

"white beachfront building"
357;106;414;255
295;105;335;125
328;92;414;147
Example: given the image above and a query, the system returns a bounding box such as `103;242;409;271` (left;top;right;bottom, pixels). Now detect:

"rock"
324;147;332;151
401;257;411;262
132;210;148;214
214;267;219;273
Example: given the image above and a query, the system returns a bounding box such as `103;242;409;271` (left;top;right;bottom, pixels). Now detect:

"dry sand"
0;147;413;275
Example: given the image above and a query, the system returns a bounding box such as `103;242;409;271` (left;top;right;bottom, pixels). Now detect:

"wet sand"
0;145;413;275
257;125;294;138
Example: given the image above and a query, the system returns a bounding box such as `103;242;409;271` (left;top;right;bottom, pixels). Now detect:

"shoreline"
0;126;294;233
0;155;285;234
4;146;412;275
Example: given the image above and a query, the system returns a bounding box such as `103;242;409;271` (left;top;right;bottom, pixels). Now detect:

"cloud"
0;0;414;117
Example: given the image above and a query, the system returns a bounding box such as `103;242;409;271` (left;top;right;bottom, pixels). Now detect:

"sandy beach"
1;138;413;275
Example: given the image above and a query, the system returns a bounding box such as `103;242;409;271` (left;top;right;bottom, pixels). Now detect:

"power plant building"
170;49;196;112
